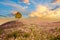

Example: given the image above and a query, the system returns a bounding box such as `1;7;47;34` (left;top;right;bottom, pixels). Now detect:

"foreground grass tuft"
1;23;60;40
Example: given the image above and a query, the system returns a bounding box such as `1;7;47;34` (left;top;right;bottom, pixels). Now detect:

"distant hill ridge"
0;21;24;29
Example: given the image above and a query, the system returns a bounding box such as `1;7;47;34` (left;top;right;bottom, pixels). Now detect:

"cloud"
51;0;60;10
23;0;29;3
52;0;60;4
0;1;27;17
29;5;49;17
46;8;60;18
0;2;25;11
30;0;37;5
56;0;60;2
23;0;31;5
11;11;18;14
36;5;48;13
29;5;60;18
18;0;30;5
17;0;31;5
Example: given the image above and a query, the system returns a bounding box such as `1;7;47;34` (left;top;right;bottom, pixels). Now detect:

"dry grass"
0;18;60;40
0;23;60;40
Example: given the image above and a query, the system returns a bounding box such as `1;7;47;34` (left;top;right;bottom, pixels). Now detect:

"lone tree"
12;11;22;21
15;12;22;19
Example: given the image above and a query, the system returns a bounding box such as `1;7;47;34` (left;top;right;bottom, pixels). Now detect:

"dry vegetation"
0;19;60;40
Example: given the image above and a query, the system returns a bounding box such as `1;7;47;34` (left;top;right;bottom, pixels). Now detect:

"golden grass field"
0;18;60;40
0;17;60;25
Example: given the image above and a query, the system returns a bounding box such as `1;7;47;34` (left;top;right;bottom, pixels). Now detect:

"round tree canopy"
15;12;22;18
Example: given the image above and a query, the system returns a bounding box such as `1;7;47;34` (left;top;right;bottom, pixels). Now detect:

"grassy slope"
0;18;60;40
0;17;60;25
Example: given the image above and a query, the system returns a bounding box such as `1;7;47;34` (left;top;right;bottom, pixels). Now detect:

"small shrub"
0;29;3;34
5;31;20;40
48;35;60;40
56;28;60;32
54;35;60;40
22;32;30;38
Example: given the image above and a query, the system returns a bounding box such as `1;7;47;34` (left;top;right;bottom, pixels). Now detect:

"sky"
0;0;60;18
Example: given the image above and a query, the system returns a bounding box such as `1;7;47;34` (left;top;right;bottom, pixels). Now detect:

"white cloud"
0;1;27;17
29;5;49;17
23;0;29;3
52;0;60;4
29;5;60;19
0;1;25;11
30;0;37;5
56;0;60;2
18;0;30;5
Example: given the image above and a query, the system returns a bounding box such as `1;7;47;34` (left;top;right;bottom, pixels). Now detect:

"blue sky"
0;0;60;18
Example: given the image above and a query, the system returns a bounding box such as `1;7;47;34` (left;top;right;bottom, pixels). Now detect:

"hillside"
0;18;60;40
